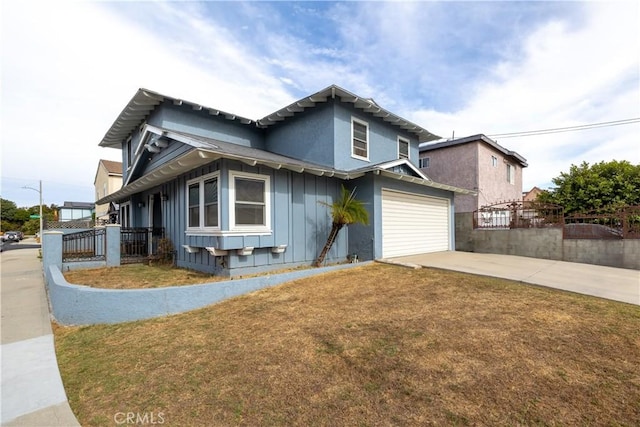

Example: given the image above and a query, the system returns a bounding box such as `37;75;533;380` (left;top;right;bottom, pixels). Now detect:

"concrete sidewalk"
1;245;80;426
386;251;640;306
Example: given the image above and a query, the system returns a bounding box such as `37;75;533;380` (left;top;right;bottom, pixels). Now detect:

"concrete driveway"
385;251;640;306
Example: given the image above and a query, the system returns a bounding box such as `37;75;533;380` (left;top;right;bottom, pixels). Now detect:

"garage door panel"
382;189;450;258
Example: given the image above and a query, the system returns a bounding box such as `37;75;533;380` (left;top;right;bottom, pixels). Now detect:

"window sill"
185;229;272;237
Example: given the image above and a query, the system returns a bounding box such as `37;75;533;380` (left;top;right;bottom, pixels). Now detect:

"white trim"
186;171;220;232
398;136;410;160
229;170;272;232
351;117;369;161
185;230;272;237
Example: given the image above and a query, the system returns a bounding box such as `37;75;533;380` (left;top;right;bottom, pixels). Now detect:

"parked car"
3;231;22;242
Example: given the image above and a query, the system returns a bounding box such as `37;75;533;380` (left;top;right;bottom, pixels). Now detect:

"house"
419;134;527;213
523;186;543;202
96;85;474;276
94;159;123;224
58;202;95;222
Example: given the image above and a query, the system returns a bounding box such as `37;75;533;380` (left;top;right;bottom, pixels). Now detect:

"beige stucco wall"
94;164;122;219
476;143;523;210
420;141;524;213
420;143;478;213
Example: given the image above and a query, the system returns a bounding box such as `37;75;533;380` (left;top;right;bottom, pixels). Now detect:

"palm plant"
314;185;369;267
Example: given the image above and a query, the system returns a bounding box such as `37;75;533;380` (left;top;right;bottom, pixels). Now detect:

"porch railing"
120;227;165;264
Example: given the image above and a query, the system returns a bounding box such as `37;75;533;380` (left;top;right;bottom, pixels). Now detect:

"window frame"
419;156;430;169
185;171;220;232
506;164;515;185
229;170;271;233
398;137;410;160
491;155;498;167
351;117;369;161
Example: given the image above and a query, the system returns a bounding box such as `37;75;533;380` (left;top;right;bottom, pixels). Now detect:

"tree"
537;160;640;214
314;186;369;267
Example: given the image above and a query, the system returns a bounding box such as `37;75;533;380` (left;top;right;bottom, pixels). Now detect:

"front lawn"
54;263;640;426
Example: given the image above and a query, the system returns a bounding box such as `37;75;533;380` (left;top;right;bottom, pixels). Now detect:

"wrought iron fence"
564;206;640;240
473;201;564;230
120;227;165;264
62;228;106;262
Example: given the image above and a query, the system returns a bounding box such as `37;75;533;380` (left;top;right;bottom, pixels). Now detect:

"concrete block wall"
564;240;640;270
455;213;639;270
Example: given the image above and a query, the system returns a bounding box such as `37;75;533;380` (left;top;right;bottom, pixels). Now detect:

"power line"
487;117;640;139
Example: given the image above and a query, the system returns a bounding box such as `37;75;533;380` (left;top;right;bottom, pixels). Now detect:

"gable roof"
99;85;440;149
420;134;528;167
100;159;123;175
97;129;472;205
99;89;256;149
258;85;441;143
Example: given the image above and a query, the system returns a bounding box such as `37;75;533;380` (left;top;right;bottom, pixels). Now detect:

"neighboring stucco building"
419;134;527;213
94;159;123;223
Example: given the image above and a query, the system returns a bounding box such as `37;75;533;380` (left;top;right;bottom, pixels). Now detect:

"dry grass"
54;263;640;426
62;264;314;289
63;264;220;289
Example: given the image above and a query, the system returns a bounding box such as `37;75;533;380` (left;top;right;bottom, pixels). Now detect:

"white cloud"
412;1;640;190
1;1;637;207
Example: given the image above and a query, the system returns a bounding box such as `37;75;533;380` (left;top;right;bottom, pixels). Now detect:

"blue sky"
1;1;638;208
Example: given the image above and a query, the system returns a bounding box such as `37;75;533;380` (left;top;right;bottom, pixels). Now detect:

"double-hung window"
398;137;410;160
230;171;271;231
351;118;369;160
187;172;219;231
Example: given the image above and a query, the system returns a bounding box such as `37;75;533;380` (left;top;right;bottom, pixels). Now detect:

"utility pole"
22;180;43;245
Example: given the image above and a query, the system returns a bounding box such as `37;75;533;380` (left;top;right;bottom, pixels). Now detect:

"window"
186;172;219;230
491;156;498;167
351;118;369;160
230;171;271;231
419;157;430;169
103;183;107;198
507;164;515;184
398;137;410;160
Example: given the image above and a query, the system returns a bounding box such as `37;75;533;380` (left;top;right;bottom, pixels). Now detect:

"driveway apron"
387;251;640;306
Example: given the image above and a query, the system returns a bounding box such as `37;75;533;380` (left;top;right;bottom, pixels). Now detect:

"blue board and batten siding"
265;100;420;171
135;158;348;276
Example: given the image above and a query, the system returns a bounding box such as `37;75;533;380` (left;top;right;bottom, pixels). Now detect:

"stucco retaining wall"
46;261;371;326
455;213;640;270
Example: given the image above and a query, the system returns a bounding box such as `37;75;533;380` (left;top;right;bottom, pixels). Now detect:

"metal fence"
62;228;106;262
474;202;640;240
121;227;165;264
564;206;640;240
473;201;564;230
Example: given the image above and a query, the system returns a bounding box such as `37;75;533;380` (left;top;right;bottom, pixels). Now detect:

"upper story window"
398;137;410;160
419;157;430;169
187;172;219;230
506;164;515;184
351;118;369;160
491;156;498;167
230;171;271;231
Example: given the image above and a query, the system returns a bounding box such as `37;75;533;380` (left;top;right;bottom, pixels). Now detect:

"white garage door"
381;189;450;258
